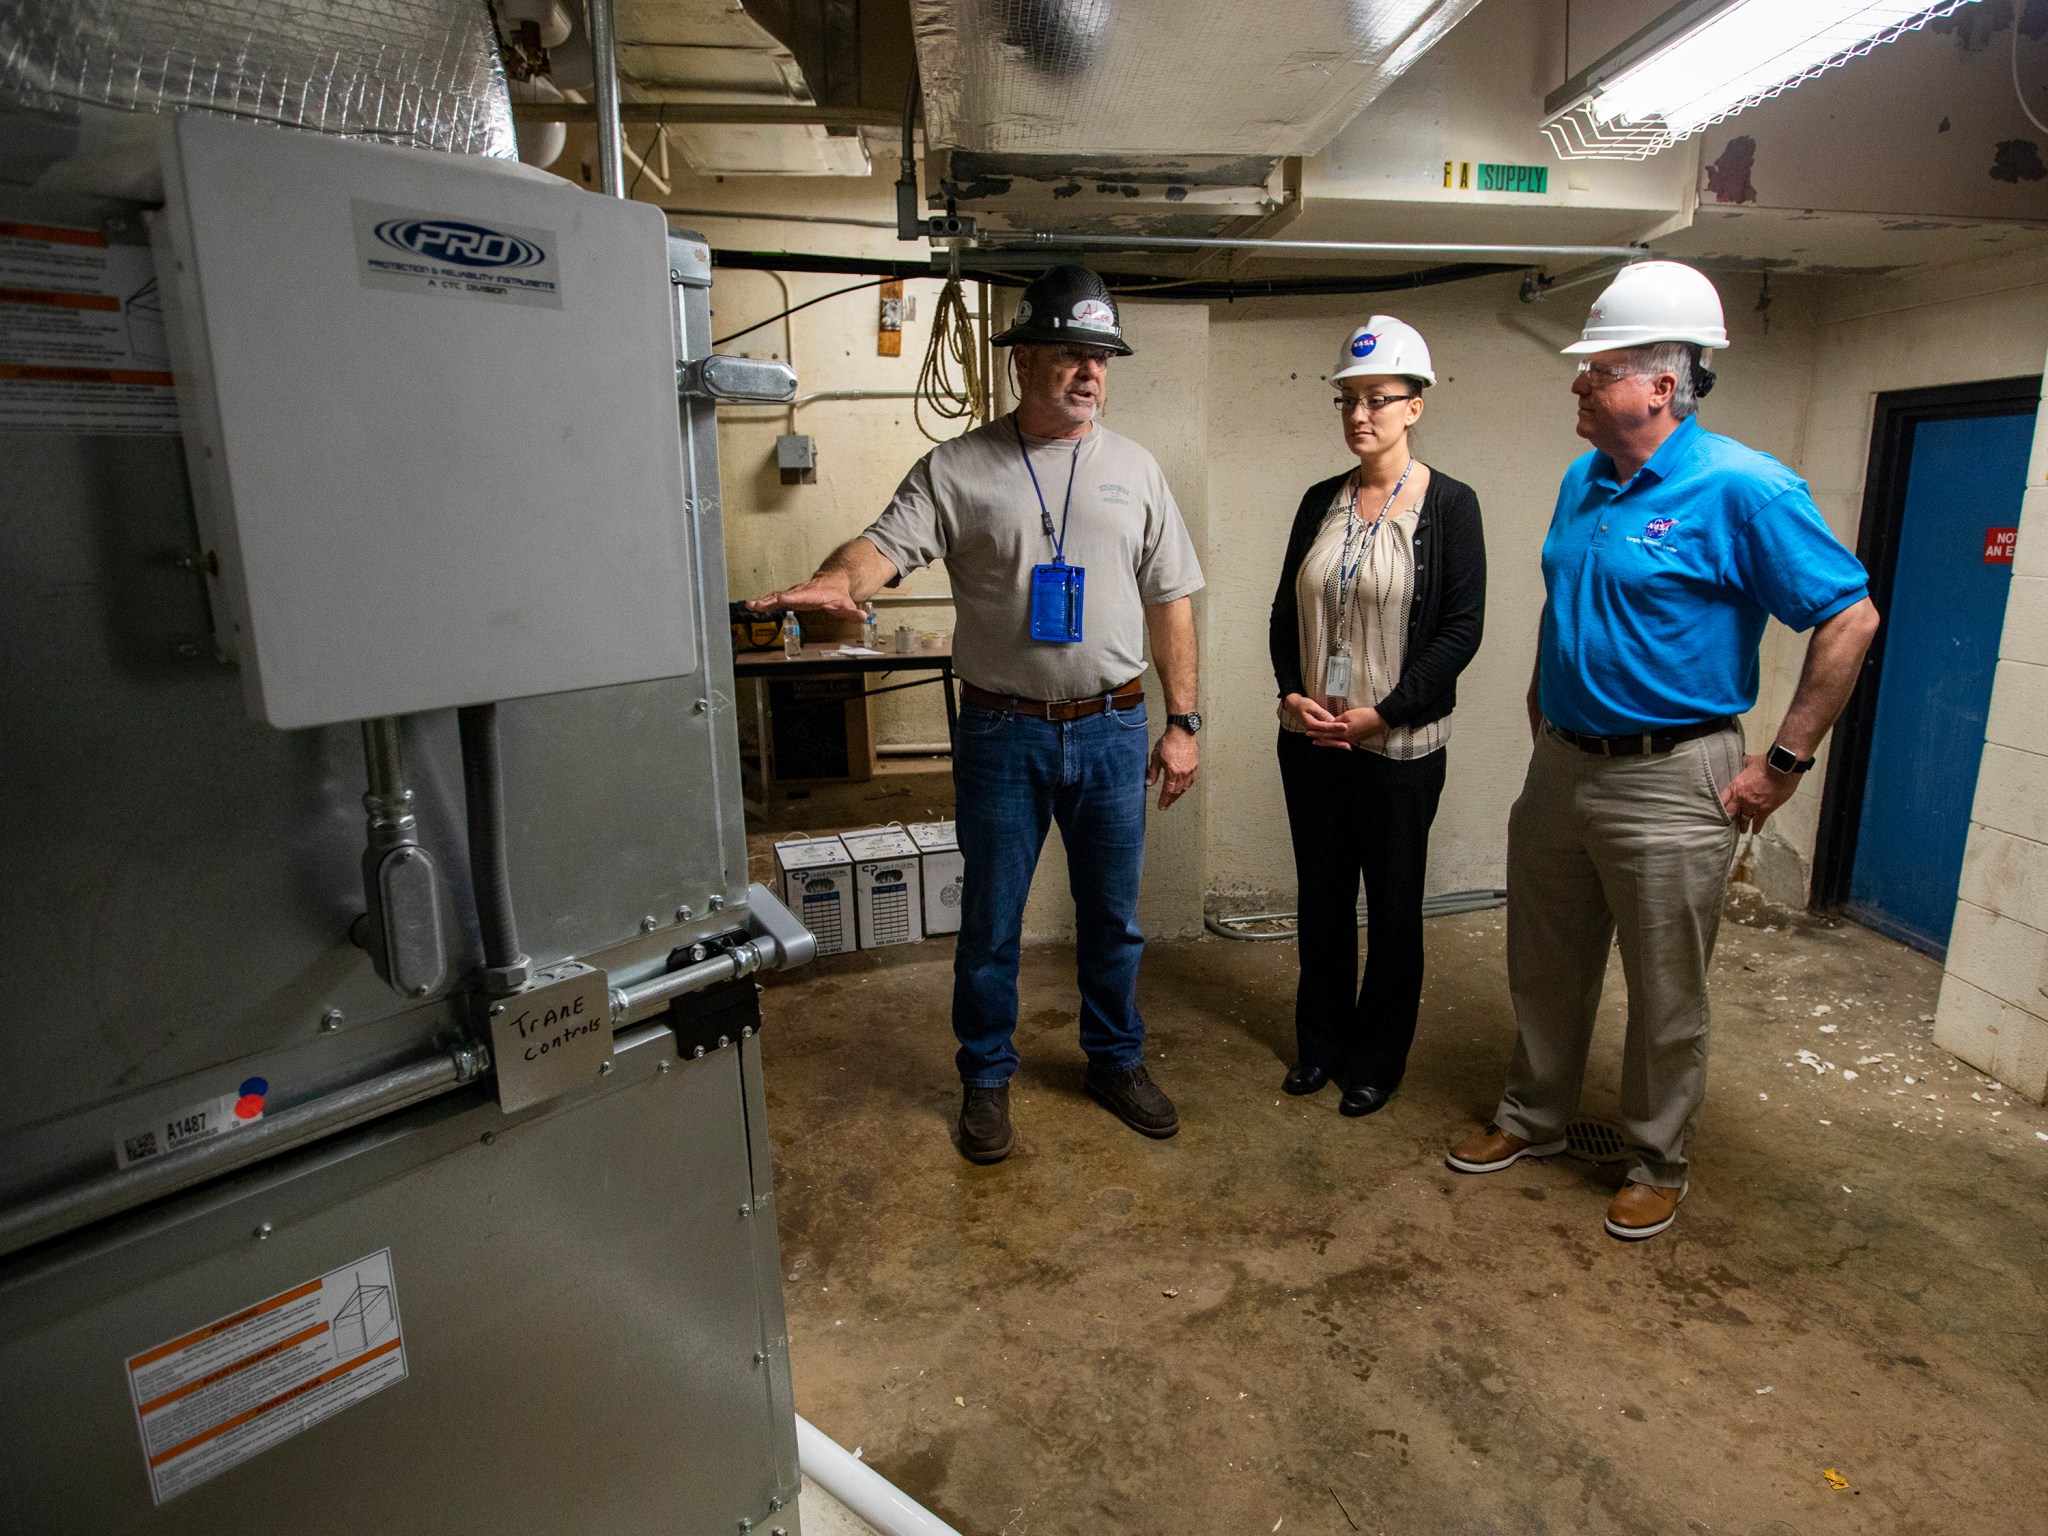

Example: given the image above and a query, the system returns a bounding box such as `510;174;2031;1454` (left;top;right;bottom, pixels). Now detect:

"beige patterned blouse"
1279;472;1450;761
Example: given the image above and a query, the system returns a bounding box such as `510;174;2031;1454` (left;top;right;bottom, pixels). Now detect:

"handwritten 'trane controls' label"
486;961;612;1113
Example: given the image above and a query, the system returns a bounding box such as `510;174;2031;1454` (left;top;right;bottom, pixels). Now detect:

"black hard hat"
991;264;1132;356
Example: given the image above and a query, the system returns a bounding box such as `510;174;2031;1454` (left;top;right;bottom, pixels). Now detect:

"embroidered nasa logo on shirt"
1625;515;1681;551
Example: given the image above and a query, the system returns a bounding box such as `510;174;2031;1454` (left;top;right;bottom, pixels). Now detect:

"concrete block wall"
1935;375;2048;1102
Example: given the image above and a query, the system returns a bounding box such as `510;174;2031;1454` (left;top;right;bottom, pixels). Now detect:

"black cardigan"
1268;467;1486;731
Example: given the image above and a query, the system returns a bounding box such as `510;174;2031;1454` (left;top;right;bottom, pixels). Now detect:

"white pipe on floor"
796;1415;965;1536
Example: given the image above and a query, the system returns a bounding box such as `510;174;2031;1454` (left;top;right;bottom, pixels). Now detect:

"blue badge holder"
1029;562;1085;643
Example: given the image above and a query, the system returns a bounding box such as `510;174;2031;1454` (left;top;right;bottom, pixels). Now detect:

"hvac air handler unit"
0;114;814;1534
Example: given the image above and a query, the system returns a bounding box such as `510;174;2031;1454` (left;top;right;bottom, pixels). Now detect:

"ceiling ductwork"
909;0;1482;240
613;0;870;175
910;0;1485;157
497;0;874;177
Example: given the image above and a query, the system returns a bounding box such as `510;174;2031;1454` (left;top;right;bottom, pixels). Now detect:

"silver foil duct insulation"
0;0;516;157
913;0;1485;157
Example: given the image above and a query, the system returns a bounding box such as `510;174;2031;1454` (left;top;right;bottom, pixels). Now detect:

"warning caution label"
0;219;180;434
125;1249;408;1504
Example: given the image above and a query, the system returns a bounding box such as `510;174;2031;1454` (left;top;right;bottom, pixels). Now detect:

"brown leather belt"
961;677;1143;721
1546;717;1734;757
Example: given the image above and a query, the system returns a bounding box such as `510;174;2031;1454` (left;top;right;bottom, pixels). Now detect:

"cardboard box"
838;826;924;949
908;821;964;936
772;835;855;956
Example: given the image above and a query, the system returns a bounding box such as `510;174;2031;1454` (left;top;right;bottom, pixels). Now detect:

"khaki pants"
1495;723;1744;1187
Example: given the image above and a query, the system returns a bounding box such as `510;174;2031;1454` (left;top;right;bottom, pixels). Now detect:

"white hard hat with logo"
1562;260;1728;355
1331;315;1435;386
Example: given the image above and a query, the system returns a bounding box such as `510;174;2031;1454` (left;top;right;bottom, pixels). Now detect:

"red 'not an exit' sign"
1985;527;2018;563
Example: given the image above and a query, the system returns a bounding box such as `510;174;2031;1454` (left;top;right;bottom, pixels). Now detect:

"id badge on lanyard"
1019;422;1086;644
1323;645;1354;703
1030;561;1086;643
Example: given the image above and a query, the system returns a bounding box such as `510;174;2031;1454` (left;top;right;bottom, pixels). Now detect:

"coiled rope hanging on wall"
914;251;985;443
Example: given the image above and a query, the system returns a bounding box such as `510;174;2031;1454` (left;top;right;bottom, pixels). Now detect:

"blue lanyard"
1017;417;1081;565
1335;457;1414;632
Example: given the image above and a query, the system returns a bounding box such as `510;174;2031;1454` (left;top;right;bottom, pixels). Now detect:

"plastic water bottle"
781;609;801;658
862;602;879;650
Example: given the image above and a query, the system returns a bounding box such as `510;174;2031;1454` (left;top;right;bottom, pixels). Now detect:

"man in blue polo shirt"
1446;262;1880;1240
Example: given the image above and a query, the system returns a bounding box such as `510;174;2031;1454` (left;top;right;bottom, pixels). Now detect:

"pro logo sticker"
1071;297;1115;329
352;199;562;310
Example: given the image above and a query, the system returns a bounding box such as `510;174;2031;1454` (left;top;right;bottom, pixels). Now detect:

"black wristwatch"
1167;711;1204;735
1766;743;1815;775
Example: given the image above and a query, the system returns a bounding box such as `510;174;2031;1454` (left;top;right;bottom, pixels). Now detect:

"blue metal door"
1848;411;2029;955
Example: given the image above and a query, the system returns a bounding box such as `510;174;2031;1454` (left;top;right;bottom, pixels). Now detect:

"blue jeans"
950;696;1150;1086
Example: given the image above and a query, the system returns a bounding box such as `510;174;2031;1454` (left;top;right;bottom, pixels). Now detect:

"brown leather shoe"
1084;1063;1180;1139
958;1084;1014;1164
1444;1122;1567;1174
1604;1180;1687;1240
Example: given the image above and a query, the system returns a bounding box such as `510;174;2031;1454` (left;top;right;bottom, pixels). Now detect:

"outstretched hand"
744;573;864;619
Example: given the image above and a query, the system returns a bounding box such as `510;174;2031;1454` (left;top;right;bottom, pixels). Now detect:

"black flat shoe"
1338;1083;1398;1118
1282;1063;1330;1096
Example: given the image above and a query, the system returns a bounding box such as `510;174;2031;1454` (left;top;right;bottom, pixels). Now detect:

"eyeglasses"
1574;361;1643;386
1332;393;1417;415
1048;345;1113;368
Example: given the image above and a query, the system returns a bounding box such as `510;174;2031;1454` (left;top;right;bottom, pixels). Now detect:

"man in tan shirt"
750;266;1203;1164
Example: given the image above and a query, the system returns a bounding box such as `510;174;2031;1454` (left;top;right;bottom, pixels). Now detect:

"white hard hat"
1562;260;1728;355
1332;316;1435;386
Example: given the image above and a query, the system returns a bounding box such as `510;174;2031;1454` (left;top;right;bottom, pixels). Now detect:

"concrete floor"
753;889;2048;1536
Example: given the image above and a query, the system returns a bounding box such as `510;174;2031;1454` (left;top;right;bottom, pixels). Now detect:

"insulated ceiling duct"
0;0;514;157
607;0;870;175
911;0;1486;157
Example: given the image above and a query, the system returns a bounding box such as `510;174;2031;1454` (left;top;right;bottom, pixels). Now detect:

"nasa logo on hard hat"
1015;299;1034;324
1072;298;1115;329
1350;333;1378;358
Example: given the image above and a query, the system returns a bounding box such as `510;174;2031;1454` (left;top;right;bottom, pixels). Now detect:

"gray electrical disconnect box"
776;432;817;485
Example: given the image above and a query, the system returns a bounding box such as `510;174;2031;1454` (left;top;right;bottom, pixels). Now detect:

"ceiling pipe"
513;102;898;126
586;0;624;196
976;231;1651;261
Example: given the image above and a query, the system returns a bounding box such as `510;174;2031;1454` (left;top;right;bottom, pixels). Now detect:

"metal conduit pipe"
1205;887;1509;941
797;1415;965;1536
456;703;532;994
587;0;625;198
981;231;1650;261
0;1044;490;1260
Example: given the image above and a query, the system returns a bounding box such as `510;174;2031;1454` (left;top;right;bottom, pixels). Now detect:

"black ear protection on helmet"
991;264;1133;357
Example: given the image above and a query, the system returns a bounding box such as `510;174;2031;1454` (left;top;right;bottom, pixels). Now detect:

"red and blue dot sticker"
234;1077;268;1121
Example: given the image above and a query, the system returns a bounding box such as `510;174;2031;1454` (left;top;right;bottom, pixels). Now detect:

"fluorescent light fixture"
1542;0;1981;160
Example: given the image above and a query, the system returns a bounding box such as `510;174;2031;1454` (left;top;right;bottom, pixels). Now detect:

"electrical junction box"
776;432;816;485
839;826;924;949
773;835;854;957
153;113;698;728
907;820;963;936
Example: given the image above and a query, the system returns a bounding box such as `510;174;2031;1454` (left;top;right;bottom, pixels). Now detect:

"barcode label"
115;1081;269;1169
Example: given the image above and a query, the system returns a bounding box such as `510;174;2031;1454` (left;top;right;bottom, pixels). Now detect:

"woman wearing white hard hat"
1266;316;1487;1117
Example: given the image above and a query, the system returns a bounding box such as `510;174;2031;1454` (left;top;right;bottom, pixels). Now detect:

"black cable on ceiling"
706;246;1529;303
